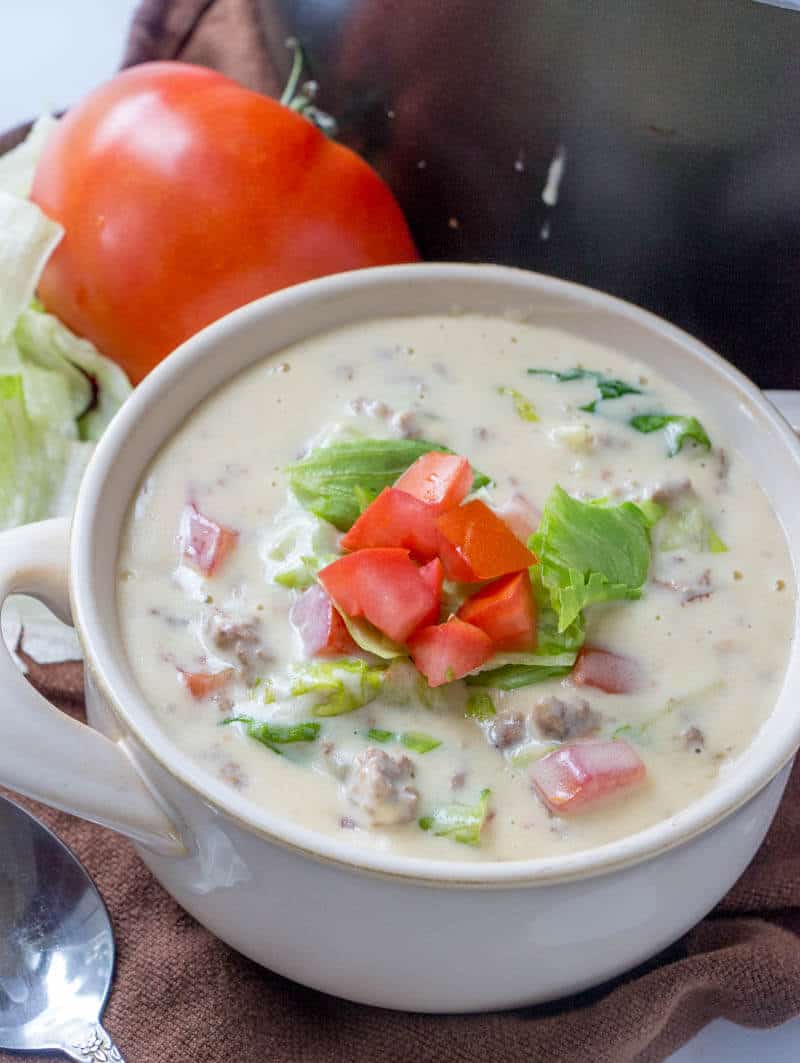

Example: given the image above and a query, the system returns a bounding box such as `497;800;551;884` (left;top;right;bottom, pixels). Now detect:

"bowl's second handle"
0;518;183;855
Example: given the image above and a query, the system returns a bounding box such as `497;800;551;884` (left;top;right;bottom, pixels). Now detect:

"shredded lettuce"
419;788;492;846
286;438;491;531
365;728;442;753
653;496;727;554
629;414;711;456
290;659;385;716
0;120;131;530
336;609;407;660
531;485;652;632
222;715;320;754
465;691;496;719
498;386;538;422
528;367;641;412
262;507;339;590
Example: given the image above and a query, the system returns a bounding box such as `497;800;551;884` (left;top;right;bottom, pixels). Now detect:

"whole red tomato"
31;62;419;382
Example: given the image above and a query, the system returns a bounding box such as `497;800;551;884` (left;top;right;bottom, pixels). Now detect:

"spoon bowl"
0;794;124;1062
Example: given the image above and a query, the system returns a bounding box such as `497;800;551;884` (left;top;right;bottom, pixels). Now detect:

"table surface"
2;2;799;1059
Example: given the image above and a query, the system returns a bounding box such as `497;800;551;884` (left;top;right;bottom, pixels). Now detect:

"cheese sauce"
117;314;794;861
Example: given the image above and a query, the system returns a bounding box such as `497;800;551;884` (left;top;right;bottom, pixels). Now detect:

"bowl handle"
0;518;184;856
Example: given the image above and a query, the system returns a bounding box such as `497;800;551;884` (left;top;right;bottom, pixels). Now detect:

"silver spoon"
0;794;125;1062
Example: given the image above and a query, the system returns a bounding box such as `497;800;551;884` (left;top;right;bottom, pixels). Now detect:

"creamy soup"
117;314;794;861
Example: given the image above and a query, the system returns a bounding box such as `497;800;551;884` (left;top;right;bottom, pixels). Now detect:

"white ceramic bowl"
2;264;799;1012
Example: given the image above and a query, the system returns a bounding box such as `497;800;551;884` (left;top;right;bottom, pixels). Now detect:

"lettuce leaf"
365;728;442;753
222;715;320;755
290;659;385;716
653;496;727;554
419;788;492;846
465;691;496;719
0;192;62;342
286;438;491;531
0;114;58;199
629;414;711;457
528;367;641;412
498;386;538;422
531;485;651;632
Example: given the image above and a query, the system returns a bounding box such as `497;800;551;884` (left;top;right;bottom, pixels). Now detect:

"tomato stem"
280;37;338;138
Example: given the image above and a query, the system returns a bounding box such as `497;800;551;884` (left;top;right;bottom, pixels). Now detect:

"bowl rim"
70;262;800;886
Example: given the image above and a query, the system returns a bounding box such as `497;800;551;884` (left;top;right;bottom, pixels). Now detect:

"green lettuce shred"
290;659;385;716
286;438;491;531
528;367;641;412
653;496;727;554
366;728;442;753
222;716;320;754
531;485;652;633
419;788;492;847
465;691;496;719
498;386;538;422
629;414;711;456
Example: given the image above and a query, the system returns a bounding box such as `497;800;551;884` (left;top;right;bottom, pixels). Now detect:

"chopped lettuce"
365;728;442;753
222;715;320;754
286;438;491;531
498;386;538;422
337;609;407;659
262;508;339;589
531;485;652;632
654;495;727;554
629;414;711;456
290;659;385;716
0;192;62;342
0;120;131;531
419;788;492;847
465;691;496;719
528;367;641;412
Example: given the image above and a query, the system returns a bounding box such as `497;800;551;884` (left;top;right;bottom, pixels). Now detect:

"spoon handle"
61;1022;125;1063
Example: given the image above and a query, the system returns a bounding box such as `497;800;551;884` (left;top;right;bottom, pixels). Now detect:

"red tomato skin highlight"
290;584;358;657
180;503;238;576
339;488;438;560
31;62;418;382
179;668;234;699
530;740;646;814
435;499;537;582
407;617;493;687
457;570;538;651
394;452;473;515
572;647;642;694
318;548;437;644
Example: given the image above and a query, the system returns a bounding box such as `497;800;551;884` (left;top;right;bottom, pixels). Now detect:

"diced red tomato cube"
179;668;235;699
408;617;493;687
530;740;646;814
417;557;444;628
318;548;438;644
572;647;642;694
180;503;238;576
435;499;537;582
290;584;358;657
340;487;438;560
394;452;473;515
457;570;537;652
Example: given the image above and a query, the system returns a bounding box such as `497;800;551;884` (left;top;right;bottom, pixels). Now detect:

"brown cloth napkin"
3;1;800;1059
3;660;800;1063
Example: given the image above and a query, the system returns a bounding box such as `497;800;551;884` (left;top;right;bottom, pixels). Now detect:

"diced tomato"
457;571;537;651
408;617;493;687
290;584;358;657
572;647;642;694
318;548;438;644
180;503;238;576
394;452;473;515
340;488;438;560
530;740;646;814
415;557;444;629
419;557;444;599
435;499;537;582
179;668;235;699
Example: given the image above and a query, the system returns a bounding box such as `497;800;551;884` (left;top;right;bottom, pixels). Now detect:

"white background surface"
2;2;799;1059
